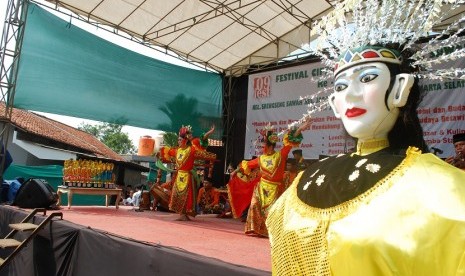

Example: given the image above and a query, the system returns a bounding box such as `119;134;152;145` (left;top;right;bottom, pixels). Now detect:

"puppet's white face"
330;62;400;141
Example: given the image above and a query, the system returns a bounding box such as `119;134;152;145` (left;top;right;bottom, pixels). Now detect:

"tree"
156;94;203;133
156;94;222;138
78;122;136;154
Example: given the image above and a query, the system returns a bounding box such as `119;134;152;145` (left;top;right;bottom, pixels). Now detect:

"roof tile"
0;103;124;161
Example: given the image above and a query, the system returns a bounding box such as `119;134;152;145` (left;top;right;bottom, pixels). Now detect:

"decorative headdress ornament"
334;46;402;75
178;125;192;139
260;124;279;145
311;0;465;79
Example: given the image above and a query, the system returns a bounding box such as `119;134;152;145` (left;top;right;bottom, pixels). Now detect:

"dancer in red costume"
158;125;215;221
227;166;260;221
231;119;310;237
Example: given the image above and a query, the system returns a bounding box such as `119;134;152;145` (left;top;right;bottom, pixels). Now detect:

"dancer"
232;119;310;237
227;164;260;222
159;125;215;221
266;1;465;275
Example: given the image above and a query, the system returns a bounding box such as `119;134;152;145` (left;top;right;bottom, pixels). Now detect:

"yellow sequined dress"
266;146;465;275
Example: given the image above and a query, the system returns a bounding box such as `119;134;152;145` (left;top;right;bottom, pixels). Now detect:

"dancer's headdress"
260;124;279;145
178;125;192;139
310;0;465;79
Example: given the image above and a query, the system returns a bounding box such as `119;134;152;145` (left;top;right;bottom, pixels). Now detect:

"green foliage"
155;94;222;139
78;124;100;137
163;132;178;147
78;122;136;154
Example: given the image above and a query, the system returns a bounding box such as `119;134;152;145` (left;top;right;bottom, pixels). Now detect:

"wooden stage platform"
0;205;271;275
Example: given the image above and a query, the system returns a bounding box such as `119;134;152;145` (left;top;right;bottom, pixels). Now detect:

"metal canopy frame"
0;0;29;180
42;0;336;76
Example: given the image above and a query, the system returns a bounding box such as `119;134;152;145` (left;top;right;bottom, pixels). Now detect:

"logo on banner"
253;76;271;98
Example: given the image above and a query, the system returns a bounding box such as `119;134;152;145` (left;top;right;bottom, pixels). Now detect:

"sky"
0;1;201;148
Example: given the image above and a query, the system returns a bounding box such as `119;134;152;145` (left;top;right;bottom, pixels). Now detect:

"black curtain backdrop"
0;206;268;276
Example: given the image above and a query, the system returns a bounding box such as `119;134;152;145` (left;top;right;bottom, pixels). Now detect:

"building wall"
6;136;67;167
123;168;144;188
3;129;61;167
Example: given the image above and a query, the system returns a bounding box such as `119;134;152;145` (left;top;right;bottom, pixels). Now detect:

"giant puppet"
266;0;465;275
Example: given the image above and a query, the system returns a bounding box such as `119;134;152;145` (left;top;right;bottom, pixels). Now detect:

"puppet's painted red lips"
345;108;366;118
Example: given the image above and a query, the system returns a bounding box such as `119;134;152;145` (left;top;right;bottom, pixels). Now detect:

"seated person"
197;177;221;214
132;185;142;207
123;188;134;206
150;178;174;211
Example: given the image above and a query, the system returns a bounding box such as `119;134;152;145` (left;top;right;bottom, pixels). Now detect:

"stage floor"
52;205;271;272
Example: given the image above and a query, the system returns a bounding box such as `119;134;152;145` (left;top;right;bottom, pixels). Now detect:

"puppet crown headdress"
310;0;465;79
280;0;465;134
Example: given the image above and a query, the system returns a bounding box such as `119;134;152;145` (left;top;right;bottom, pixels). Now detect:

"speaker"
13;178;58;208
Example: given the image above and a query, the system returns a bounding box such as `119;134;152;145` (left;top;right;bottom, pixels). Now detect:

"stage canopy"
41;0;465;76
43;0;336;76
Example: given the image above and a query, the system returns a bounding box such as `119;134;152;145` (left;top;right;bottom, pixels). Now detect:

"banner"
418;56;465;158
245;57;465;160
245;62;349;160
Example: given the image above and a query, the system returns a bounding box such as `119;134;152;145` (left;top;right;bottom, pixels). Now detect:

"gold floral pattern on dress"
316;175;325;186
365;163;381;173
348;170;360;181
355;159;368;168
303;181;312;190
